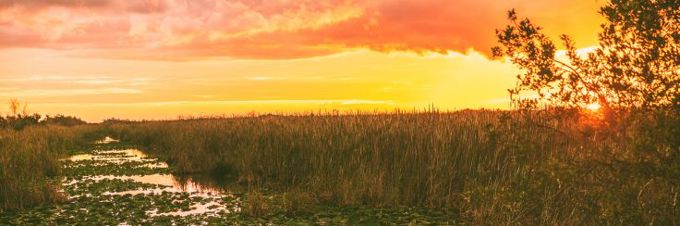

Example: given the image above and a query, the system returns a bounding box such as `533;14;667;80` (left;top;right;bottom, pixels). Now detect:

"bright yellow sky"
0;0;605;122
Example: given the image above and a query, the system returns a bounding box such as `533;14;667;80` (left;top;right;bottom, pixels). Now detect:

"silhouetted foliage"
0;114;87;130
43;115;87;127
0;100;86;130
492;0;679;116
492;2;680;224
102;118;135;124
0;114;41;130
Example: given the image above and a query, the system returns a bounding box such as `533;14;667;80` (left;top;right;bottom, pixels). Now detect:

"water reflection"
69;149;151;161
65;136;236;217
95;136;119;144
94;174;224;195
68;153;96;161
72;148;225;194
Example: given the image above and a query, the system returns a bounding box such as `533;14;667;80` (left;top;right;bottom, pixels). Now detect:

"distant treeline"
0;114;87;130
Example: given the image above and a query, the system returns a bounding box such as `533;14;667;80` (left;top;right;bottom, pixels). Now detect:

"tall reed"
107;109;679;224
0;125;100;211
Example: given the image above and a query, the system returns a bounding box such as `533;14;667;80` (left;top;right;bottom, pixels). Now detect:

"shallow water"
68;149;168;167
95;136;119;144
63;137;232;217
94;174;223;195
2;137;461;225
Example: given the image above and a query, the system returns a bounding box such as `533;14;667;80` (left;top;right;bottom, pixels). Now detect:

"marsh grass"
283;189;317;215
0;125;102;210
243;191;268;217
106;109;679;224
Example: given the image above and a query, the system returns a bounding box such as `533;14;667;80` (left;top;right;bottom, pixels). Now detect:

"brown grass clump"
242;191;268;217
283;190;317;215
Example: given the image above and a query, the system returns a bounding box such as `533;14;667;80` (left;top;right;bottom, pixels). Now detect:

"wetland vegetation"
104;109;679;225
0;98;677;225
0;123;99;211
2;133;462;225
0;90;677;225
0;0;677;224
3;108;676;225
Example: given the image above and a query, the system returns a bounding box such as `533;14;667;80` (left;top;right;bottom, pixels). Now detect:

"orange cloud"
0;0;111;9
0;0;603;60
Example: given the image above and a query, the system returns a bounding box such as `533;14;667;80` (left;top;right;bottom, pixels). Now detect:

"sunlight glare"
586;103;601;111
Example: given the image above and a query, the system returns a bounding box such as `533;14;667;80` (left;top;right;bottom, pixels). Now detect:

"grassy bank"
0;125;102;211
106;109;680;224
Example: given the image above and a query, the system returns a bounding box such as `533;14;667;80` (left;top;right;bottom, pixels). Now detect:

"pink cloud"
0;0;603;59
0;0;111;9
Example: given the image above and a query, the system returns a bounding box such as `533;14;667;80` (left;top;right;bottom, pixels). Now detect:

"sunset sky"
0;0;605;122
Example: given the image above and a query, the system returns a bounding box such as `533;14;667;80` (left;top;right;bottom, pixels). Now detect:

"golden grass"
102;109;680;224
0;125;101;210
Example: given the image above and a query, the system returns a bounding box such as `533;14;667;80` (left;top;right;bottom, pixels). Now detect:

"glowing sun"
586;103;602;111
